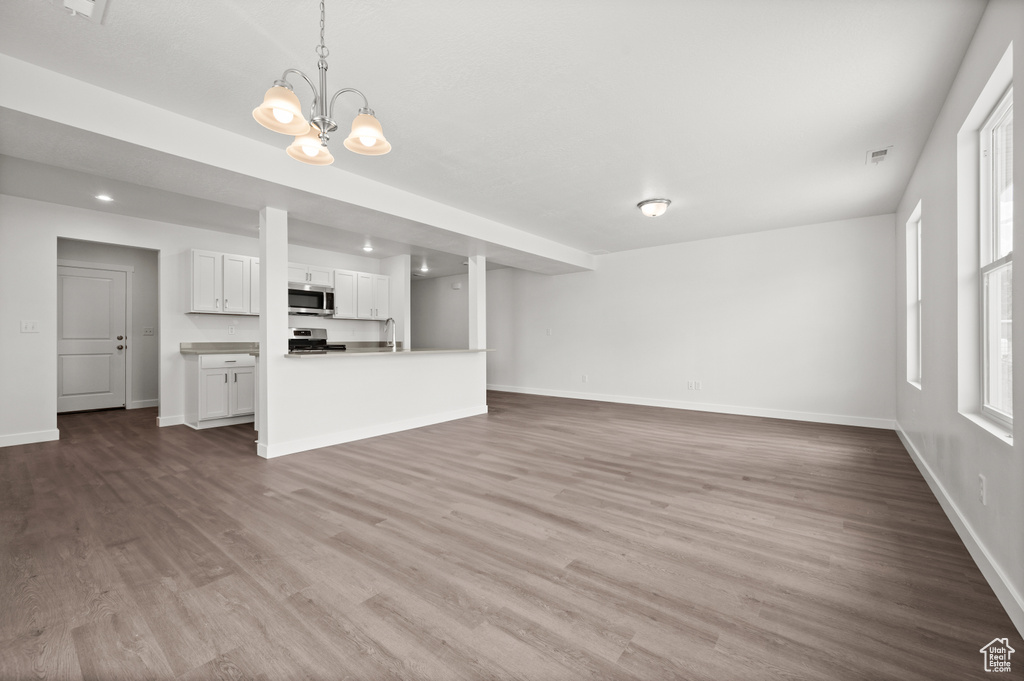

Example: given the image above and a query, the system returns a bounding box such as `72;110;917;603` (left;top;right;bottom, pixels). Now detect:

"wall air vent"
866;146;893;165
54;0;109;24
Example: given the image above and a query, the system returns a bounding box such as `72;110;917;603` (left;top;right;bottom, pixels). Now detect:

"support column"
468;254;486;350
257;207;288;458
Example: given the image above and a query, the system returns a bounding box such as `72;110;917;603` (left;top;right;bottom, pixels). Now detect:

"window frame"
978;86;1013;429
906;203;922;388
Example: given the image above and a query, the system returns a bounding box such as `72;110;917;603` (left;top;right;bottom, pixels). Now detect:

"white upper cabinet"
250;259;260;315
335;269;390;320
191;250;223;313
373;274;390;320
222;253;251;314
308;266;333;287
289;263;334;288
333;270;358;318
356;272;375;318
287;263;308;284
190;250;257;315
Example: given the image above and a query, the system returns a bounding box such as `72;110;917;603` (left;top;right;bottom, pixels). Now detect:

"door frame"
57;259;134;411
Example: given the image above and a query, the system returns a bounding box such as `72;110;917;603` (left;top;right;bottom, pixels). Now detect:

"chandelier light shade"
343;112;392;155
252;0;390;165
637;198;671;217
252;86;309;135
286;129;336;165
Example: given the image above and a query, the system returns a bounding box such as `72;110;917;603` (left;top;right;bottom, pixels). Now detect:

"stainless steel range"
288;328;347;354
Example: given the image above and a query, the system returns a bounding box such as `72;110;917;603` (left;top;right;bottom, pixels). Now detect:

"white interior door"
57;266;127;412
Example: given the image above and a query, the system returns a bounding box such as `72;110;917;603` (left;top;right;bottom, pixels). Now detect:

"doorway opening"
57;238;159;414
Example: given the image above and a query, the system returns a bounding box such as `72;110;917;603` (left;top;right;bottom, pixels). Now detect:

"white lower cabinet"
184;354;256;429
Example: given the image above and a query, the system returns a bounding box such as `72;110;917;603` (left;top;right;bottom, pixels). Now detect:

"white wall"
411;273;469;349
485;214;896;428
57;238;160;408
894;0;1024;633
0;194;393;445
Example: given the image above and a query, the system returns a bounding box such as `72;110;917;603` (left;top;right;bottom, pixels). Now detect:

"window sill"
961;411;1014;446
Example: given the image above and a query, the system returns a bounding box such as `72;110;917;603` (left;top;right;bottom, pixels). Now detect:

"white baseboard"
0;428;60;448
157;415;184;427
896;423;1024;637
129;399;159;409
184;415;254;430
257;405;488;459
487;385;895;430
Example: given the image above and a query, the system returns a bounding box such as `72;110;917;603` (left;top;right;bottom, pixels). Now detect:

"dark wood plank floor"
1;391;1019;680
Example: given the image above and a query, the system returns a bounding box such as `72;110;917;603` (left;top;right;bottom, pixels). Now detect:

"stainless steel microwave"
288;283;334;316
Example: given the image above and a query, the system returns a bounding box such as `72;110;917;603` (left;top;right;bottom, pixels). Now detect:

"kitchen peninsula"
253;207;490;460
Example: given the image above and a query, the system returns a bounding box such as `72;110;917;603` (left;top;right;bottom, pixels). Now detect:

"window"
980;87;1013;427
906;203;922;387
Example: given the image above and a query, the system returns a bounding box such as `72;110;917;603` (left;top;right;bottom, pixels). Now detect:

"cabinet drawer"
200;354;256;369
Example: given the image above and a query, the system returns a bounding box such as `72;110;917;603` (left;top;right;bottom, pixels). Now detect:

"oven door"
288;284;333;316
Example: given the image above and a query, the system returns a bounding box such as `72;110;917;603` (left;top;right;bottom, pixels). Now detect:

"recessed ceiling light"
637;198;671;217
95;194;114;202
363;245;373;252
420;264;429;273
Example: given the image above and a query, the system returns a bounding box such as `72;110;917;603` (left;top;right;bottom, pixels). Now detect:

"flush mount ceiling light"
362;245;373;252
95;194;114;202
637;198;671;217
253;0;391;166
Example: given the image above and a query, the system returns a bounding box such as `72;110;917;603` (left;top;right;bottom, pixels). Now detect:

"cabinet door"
199;369;230;420
230;367;256;416
191;250;222;312
308;266;334;288
249;259;260;315
356;272;374;318
222;254;251;314
373;275;390;319
288;263;308;283
333;270;358;318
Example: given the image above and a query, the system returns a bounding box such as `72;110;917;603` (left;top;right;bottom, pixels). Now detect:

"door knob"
117;345;124;350
117;335;124;340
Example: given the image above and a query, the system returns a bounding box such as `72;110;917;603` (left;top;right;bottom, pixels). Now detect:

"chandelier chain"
316;0;329;59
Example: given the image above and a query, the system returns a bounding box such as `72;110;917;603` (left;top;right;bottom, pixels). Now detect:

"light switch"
20;320;39;333
142;327;155;336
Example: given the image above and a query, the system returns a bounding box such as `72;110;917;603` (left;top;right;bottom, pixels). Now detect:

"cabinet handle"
224;374;228;383
117;345;124;350
234;374;237;383
215;298;220;308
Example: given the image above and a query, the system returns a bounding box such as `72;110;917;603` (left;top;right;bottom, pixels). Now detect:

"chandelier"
253;0;391;165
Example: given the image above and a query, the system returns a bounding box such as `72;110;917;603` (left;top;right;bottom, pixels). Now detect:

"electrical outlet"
228;325;236;335
142;327;155;336
546;328;552;336
581;374;588;383
979;474;986;505
687;380;694;390
20;320;39;333
695;380;702;390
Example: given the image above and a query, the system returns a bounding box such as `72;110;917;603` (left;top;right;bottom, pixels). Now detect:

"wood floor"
1;392;1018;680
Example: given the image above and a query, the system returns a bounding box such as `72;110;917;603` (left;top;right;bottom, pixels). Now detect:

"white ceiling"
0;0;986;256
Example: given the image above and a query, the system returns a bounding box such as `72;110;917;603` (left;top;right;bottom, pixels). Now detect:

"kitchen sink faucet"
384;317;396;350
